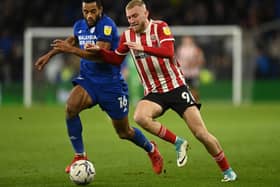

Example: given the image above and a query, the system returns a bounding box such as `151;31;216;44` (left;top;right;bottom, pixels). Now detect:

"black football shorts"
142;85;201;117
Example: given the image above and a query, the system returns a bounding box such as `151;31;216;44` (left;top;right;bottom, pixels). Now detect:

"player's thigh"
67;85;93;112
182;106;208;135
98;82;129;120
134;99;163;120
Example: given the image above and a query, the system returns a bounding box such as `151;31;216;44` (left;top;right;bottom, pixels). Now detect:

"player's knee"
133;113;149;129
65;103;79;118
133;113;142;124
194;130;209;143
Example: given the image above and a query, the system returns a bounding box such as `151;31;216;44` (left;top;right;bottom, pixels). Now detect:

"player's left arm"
124;22;174;58
85;32;127;65
51;19;115;62
125;40;174;58
51;39;104;62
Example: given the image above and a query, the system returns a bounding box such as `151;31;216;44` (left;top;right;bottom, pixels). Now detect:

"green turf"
0;103;279;187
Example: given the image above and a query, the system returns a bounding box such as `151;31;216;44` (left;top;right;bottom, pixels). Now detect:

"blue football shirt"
73;15;121;83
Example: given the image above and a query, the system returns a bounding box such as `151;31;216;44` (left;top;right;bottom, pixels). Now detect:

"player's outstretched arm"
51;40;105;63
34;53;53;71
85;43;125;65
84;43;100;53
124;40;174;58
34;36;76;71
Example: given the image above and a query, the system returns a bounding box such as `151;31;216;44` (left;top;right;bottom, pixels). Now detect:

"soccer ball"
69;160;96;185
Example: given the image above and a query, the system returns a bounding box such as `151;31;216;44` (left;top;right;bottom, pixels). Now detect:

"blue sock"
66;116;84;154
131;127;153;152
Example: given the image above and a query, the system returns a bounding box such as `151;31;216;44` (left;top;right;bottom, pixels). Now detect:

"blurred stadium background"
0;0;280;105
1;0;280;187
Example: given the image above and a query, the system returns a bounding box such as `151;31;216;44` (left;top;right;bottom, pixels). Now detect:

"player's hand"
34;54;50;71
51;39;74;53
85;43;100;53
124;42;144;51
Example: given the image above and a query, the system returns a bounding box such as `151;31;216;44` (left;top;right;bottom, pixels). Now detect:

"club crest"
163;26;171;36
104;25;112;36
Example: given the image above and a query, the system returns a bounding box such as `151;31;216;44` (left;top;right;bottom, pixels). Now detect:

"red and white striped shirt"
116;20;186;95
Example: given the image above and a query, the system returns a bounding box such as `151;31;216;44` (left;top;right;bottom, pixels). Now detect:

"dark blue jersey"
72;15;129;119
73;15;121;83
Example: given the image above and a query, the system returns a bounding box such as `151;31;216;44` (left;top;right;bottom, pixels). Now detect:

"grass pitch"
0;102;279;187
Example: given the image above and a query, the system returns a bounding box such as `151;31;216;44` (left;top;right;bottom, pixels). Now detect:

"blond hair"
126;0;146;10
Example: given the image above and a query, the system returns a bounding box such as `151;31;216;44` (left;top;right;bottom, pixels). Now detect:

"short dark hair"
82;0;103;8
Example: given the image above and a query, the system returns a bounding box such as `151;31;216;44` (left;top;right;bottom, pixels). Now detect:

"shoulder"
98;15;117;27
73;19;86;28
96;15;118;35
151;20;169;27
152;20;172;36
73;19;87;35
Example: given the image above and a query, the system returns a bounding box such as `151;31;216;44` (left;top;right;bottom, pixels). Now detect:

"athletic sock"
131;127;153;152
157;124;177;144
66;116;84;154
213;151;230;171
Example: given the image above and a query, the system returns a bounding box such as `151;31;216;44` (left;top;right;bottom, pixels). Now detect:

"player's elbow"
166;48;174;58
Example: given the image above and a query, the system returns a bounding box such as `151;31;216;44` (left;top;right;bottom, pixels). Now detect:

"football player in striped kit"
85;0;237;182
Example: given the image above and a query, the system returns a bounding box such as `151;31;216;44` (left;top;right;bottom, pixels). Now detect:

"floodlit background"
0;1;280;187
0;0;280;105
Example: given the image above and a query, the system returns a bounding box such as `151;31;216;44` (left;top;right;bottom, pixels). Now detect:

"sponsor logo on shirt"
104;25;112;36
134;51;148;59
78;35;97;46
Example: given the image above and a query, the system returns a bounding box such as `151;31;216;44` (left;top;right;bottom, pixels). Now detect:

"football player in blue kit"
35;0;163;174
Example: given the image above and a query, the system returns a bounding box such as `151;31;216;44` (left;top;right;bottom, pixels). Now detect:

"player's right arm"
85;32;128;65
51;39;111;63
34;36;76;71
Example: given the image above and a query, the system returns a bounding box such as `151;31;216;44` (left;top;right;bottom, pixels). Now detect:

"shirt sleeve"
99;49;126;65
141;21;175;58
115;32;129;55
143;40;174;58
157;21;175;44
96;18;116;43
